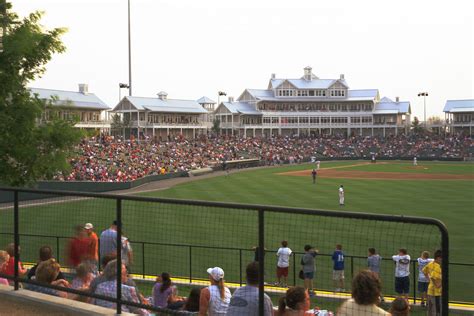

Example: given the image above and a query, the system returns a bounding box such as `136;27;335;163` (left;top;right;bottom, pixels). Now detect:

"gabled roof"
196;96;216;104
374;97;411;114
271;78;338;90
219;102;262;115
30;88;110;110
115;96;208;114
347;89;379;100
443;99;474;113
247;89;274;99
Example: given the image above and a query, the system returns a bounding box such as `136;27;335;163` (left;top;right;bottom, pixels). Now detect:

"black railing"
0;186;451;315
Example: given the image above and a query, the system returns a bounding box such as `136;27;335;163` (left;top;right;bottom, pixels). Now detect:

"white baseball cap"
84;223;94;230
207;267;224;281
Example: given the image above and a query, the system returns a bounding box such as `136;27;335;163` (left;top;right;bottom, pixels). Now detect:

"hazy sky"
12;0;474;119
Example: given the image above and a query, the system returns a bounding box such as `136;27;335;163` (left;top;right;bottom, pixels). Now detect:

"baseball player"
339;185;345;206
413;157;417;166
316;160;321;170
311;169;317;184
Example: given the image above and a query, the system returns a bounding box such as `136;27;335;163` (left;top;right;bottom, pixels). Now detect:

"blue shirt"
99;228;117;258
332;250;345;270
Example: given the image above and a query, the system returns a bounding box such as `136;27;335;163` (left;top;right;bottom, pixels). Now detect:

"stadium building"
443;99;474;135
214;66;412;137
30;84;111;133
112;92;216;139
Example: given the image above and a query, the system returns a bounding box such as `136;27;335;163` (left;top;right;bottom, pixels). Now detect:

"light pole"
417;92;429;128
127;0;132;96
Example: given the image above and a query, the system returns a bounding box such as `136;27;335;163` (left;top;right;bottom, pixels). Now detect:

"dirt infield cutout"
279;165;474;180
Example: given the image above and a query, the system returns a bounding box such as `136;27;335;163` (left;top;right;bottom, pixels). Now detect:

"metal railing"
0;187;451;315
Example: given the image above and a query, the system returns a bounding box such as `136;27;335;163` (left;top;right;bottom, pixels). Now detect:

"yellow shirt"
423;261;442;296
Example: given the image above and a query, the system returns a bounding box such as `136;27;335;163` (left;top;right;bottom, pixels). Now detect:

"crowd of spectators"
53;133;473;182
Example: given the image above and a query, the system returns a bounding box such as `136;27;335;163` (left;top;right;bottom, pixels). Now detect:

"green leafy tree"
0;2;82;186
110;113;123;137
411;116;424;134
212;118;221;134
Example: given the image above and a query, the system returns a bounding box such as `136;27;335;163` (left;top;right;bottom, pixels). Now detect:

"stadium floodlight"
417;92;429;127
217;91;227;106
119;83;130;101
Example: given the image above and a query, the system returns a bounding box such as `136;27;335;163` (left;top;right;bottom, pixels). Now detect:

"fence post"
116;199;122;315
258;210;265;316
412;260;417;305
13;190;19;291
56;237;60;263
189;246;192;284
293;254;296;286
239;249;243;286
350;256;354;282
142;242;145;279
441;226;449;316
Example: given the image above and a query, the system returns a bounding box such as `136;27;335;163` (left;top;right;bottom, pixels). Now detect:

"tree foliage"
212;118;221;134
0;3;82;186
411;116;424;135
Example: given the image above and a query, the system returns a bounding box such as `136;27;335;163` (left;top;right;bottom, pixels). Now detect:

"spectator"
276;240;292;287
367;247;384;301
417;251;433;307
152;272;184;309
390;297;410;316
337;270;389;315
199;267;231;316
332;244;345;292
93;259;149;315
83;223;99;275
27;245;65;281
89;253;116;294
301;245;319;297
423;250;442;316
67;225;92;267
27;258;70;298
71;263;94;290
121;235;133;270
276;286;310;316
227;261;273;316
1;243;27;279
392;248;411;299
0;250;10;285
182;287;201;312
100;220;118;259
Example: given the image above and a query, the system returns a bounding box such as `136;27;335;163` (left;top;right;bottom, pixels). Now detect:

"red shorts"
277;266;289;278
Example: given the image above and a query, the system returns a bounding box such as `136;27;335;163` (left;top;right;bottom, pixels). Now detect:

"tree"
411;116;424;134
0;2;83;186
110;113;123;137
212;118;221;134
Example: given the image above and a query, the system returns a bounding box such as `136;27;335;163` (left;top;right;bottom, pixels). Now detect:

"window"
308;90;314;96
263;117;271;124
310;117;319;124
300;117;308;124
321;117;330;124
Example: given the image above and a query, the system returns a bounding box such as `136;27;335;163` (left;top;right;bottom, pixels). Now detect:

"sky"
12;0;474;119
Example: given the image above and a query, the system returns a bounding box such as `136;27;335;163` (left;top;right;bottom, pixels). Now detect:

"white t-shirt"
392;254;411;277
417;258;434;282
277;247;292;268
339;187;344;197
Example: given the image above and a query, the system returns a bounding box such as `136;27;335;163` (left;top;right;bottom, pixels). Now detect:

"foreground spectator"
0;250;10;285
182;287;201;312
99;220;118;259
337;270;389;315
276;286;310;315
1;243;27;279
392;248;411;299
389;297;410;315
367;247;384;301
71;263;94;290
152;272;184;309
301;245;318;297
227;261;273;316
67;226;92;267
423;250;442;316
332;244;345;292
276;241;292;287
27;258;70;298
93;259;149;315
417;251;433;307
27;245;65;281
83;223;99;275
199;267;231;316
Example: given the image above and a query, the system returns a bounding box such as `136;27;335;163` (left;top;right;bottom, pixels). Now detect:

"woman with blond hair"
27;258;70;298
199;267;231;316
0;250;10;285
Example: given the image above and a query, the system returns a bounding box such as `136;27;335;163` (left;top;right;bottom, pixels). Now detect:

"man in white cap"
199;267;231;315
339;185;345;206
84;223;99;275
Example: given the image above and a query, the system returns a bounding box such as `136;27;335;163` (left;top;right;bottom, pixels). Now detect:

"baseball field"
0;160;473;309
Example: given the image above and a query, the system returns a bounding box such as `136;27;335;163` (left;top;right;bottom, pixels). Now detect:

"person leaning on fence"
276;286;311;316
27;245;65;281
337;270;389;316
417;251;433;307
367;247;384;301
26;258;70;299
332;244;345;292
227;261;274;316
301;245;319;297
276;240;292;287
199;267;231;316
0;250;10;285
392;248;411;299
99;220;118;259
423;250;442;316
93;259;150;315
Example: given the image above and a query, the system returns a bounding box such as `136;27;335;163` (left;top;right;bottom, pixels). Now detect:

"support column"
244;128;247;138
253;129;256;137
193;128;195;139
231;114;234;136
383;127;385;137
371;127;374;136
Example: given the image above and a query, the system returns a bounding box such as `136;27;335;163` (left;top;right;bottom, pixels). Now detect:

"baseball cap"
207;267;224;281
84;223;93;230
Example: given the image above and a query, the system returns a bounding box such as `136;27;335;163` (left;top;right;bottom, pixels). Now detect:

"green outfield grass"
0;160;472;306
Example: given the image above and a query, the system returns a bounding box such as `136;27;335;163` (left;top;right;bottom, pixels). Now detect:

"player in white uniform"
316;161;321;170
413;157;417;166
339;185;345;206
